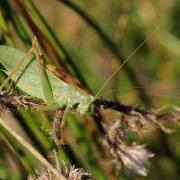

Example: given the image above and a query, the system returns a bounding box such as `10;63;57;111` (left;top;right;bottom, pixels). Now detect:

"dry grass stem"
0;116;65;180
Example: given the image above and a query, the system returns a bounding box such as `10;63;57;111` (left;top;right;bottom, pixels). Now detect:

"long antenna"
95;24;160;98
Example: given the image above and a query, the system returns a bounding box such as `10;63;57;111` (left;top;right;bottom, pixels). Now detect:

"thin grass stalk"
0;120;37;173
0;116;65;180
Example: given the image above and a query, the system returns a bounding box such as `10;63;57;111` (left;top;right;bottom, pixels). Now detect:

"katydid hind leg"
32;37;54;105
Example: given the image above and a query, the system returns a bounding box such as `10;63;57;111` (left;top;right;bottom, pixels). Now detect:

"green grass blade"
0;0;31;46
0;10;14;46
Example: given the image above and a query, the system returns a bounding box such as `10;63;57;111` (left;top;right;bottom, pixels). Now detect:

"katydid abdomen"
0;46;95;114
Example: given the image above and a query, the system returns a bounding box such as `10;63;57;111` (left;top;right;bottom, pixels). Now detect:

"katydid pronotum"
0;35;177;176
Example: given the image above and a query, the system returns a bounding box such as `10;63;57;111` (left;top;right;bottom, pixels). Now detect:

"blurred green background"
0;0;180;179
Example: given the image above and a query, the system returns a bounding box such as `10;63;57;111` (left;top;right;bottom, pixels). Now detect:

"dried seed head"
63;164;91;180
28;163;91;180
103;120;154;176
28;169;56;180
121;109;177;134
117;142;154;176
